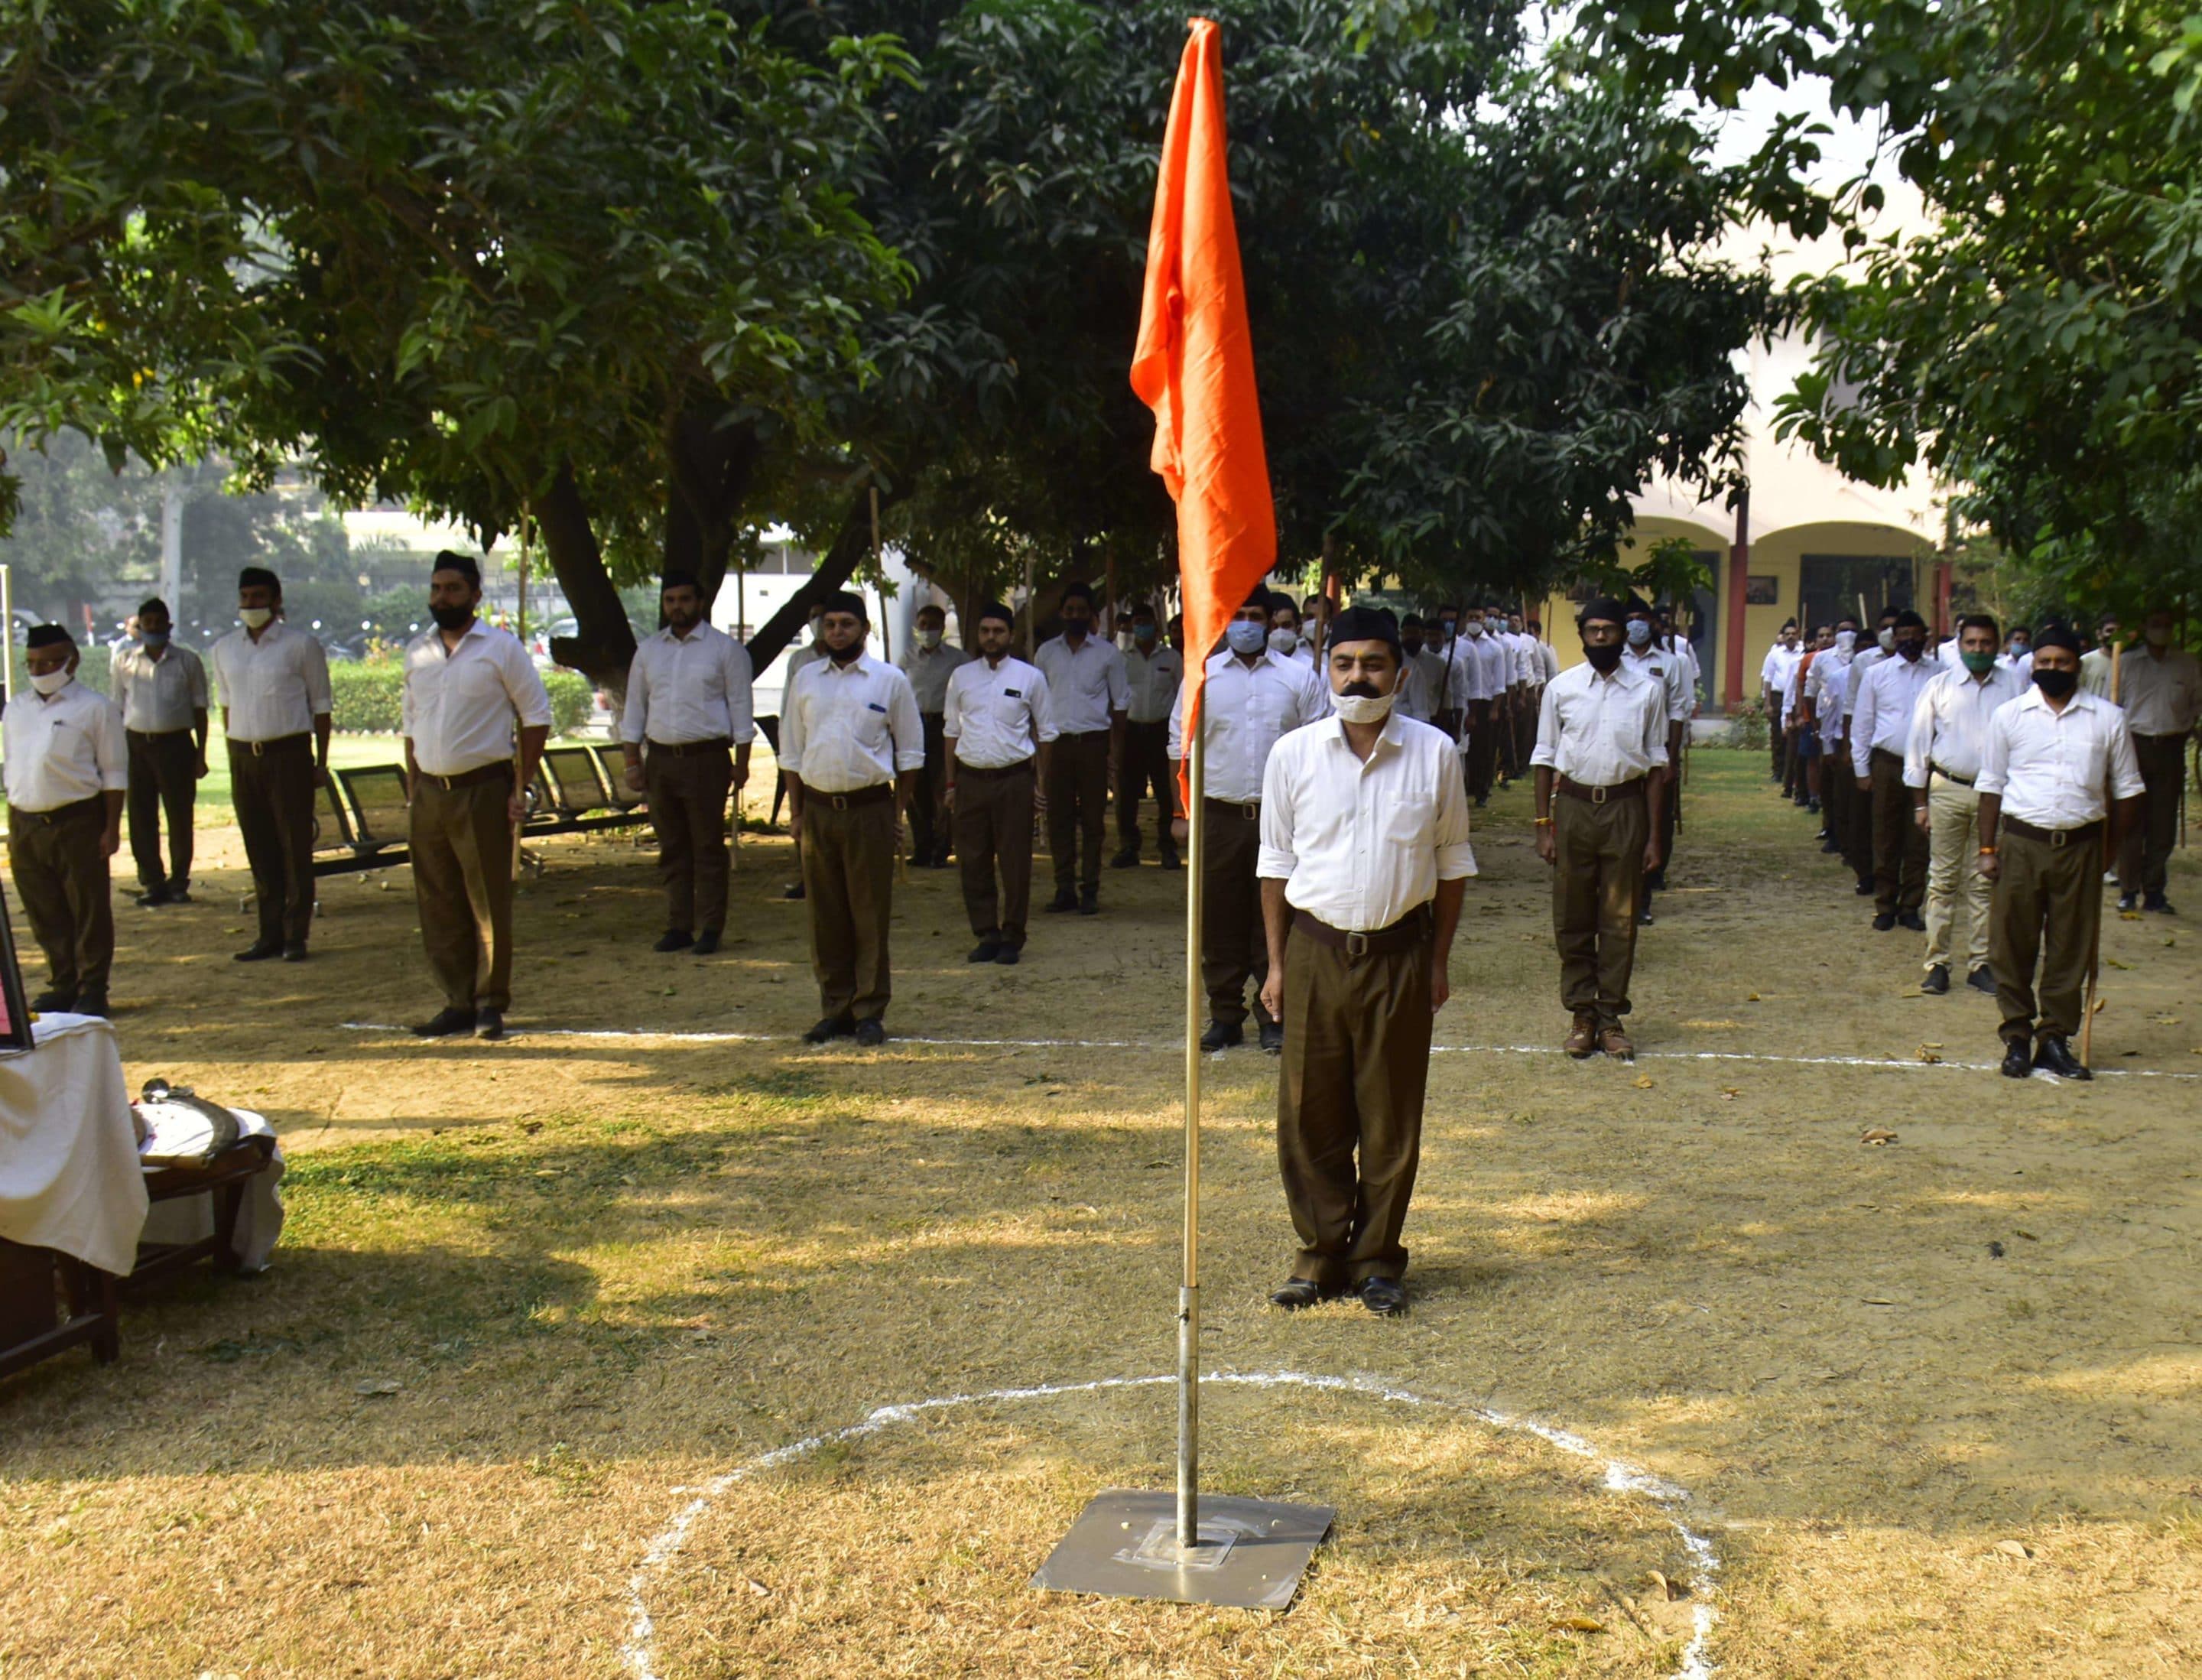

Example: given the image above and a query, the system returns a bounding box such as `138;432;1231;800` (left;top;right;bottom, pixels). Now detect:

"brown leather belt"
2002;815;2102;847
956;759;1032;781
1291;905;1431;957
810;782;893;809
417;761;513;792
126;726;193;740
645;736;730;757
1556;775;1645;804
8;795;105;825
1203;796;1260;820
229;732;310;757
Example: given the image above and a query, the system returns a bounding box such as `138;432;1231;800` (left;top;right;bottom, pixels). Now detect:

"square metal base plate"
1030;1488;1334;1610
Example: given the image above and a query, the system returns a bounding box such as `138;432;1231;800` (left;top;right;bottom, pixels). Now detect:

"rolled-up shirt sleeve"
1167;681;1187;761
888;671;926;772
1975;707;2010;798
778;669;807;777
1433;742;1476;879
304;636;333;718
2107;713;2145;800
93;697;128;791
1106;649;1130;712
942;670;966;740
1644;685;1669;769
505;642;554;729
188;651;209;710
1528;682;1560;770
1902;683;1936;788
1255;745;1297;879
619;645;651;745
1029;673;1058;743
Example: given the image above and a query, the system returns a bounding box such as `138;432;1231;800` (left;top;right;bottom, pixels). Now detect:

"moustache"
1342;681;1382;698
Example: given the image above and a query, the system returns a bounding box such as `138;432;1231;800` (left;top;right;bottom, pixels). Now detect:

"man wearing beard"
1850;609;1939;932
944;602;1057;964
1258;606;1472;1316
403;552;554;1041
1976;622;2145;1078
1531;598;1669;1060
620;570;755;954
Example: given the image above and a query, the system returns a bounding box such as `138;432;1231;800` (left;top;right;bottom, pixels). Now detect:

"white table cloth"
0;1014;148;1275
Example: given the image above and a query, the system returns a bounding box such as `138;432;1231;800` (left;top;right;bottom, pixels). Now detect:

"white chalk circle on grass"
620;1368;1723;1680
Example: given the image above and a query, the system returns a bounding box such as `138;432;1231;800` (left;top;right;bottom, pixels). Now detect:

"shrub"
326;659;593;734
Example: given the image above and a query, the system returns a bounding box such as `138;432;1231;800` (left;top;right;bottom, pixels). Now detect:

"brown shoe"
1564;1014;1598;1058
1597;1025;1635;1061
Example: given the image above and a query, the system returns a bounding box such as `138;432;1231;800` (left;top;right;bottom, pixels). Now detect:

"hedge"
325;661;594;735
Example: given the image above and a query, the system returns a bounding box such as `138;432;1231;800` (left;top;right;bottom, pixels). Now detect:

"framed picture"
1745;575;1781;606
0;880;36;1054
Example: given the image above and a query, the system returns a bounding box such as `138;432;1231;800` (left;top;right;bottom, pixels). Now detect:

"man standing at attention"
403;552;553;1043
944;602;1056;965
620;570;754;956
1762;621;1801;790
111;596;209;908
5;626;126;1014
1033;583;1128;916
2113;608;2198;914
1904;615;2025;994
1976;623;2145;1079
898;602;969;870
1171;591;1327;1052
1851;609;1939;931
1531;599;1668;1060
779;591;924;1045
209;566;330;963
1258;607;1472;1317
1113;600;1181;869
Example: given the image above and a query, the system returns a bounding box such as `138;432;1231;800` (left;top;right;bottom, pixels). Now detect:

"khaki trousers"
1277;922;1432;1286
229;736;317;947
1115;720;1173;852
125;728;197;892
1044;730;1111;895
800;794;895;1022
2119;733;2187;898
1201;800;1271;1028
1924;774;1990;975
1870;747;1928;914
410;770;517;1012
1989;827;2103;1043
645;743;732;935
1551;791;1648;1026
954;762;1034;946
7;798;113;1000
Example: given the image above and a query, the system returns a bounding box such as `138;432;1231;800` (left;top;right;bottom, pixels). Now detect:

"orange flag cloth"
1129;18;1275;805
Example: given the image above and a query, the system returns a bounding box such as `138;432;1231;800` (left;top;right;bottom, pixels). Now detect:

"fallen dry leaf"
1746;992;1762;1002
1916;1045;1943;1064
1633;1074;1654;1089
1719;1087;1741;1100
1861;1127;1898;1146
355;1379;403;1397
1646;1570;1686;1601
1994;1539;2032;1561
1550;1616;1605;1633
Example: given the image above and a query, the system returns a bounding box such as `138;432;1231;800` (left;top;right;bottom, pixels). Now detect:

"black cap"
432;550;481;587
239;566;280;593
819;590;868;624
24;624;73;651
2034;621;2082;655
1324;605;1400;655
1579;596;1626;628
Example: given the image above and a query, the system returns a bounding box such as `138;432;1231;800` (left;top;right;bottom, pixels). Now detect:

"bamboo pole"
1177;704;1205;1549
2082;642;2122;1069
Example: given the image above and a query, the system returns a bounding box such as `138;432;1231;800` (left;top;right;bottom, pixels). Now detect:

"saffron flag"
1129;18;1275;798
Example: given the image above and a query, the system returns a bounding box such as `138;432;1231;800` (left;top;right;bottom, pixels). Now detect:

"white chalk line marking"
340;1021;2197;1080
619;1369;1720;1680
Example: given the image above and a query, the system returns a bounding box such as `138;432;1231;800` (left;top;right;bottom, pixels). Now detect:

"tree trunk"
663;410;762;614
743;487;893;674
538;461;636;697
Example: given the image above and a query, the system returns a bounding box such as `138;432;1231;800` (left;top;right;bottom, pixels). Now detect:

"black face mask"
430;603;473;632
1583;642;1624;674
1895;638;1924;661
2032;667;2077;699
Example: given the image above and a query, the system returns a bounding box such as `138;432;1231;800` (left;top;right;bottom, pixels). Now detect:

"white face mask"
1330;690;1395;724
1876;627;1895;652
1835;629;1856;654
1268;628;1299;655
240;606;274;629
1226;620;1268;657
1463;619;1485;638
1625;619;1652;647
917;628;942;650
28;668;71;697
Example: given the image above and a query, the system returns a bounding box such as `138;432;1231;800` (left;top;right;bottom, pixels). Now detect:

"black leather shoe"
1258;1022;1284;1054
1268;1278;1326;1311
802;1014;856;1044
1644;869;1668;892
1637;905;1655;925
413;1006;478;1038
282;943;308;962
2033;1036;2091;1080
475;1007;505;1042
781;882;805;901
1820;839;1842;853
993;944;1021;966
654;929;693;953
73;992;109;1019
1199;1020;1242;1052
1109;848;1140;869
2116;892;2139;913
1855;876;1875;895
691;931;721;956
2145;892;2176;915
930;849;952;869
31;990;75;1012
1158;848;1181;871
165;888;193;905
1921;964;1949;994
854;1018;886;1047
135;886;172;908
1044;889;1078;913
968;940;1002;963
1078;889;1099;916
1359;1276;1408;1317
1967;966;1997;994
1898;911;1926;932
2000;1039;2034;1078
1872;911;1897;931
232;942;281;962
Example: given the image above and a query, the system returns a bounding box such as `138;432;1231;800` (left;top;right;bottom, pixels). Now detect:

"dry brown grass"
3;756;2200;1678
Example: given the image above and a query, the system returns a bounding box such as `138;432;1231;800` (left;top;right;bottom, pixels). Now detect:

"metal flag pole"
1177;706;1205;1548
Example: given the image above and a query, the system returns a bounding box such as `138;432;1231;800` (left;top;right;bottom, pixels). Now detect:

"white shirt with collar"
2;677;127;811
1032;633;1129;734
620;622;756;748
898;639;972;715
1447;637;1489;704
2116;644;2200;737
944;655;1057;769
209;620;332;743
1257;711;1476;932
1411;646;1455;719
1850;648;1941;775
778;652;925;794
1530;658;1671;785
112;641;209;733
1395;654;1431;723
1625;643;1690;724
1902;661;2028;788
1473;631;1511;699
1977;685;2145;829
1844;645;1884;718
401;619;554;778
1122;642;1184;724
1762;642;1801;697
1804;648;1852;738
1168;649;1327;804
1536;640;1560;683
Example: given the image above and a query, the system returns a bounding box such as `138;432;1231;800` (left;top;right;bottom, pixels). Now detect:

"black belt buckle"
2050;826;2069;848
830;794;849;811
1589;782;1608;804
250;739;268;757
1345;930;1370;958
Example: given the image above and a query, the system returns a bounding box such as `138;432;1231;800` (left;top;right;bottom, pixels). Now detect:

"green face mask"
1960;649;1997;674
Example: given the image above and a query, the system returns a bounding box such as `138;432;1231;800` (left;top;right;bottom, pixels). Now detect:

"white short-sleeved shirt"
2;678;127;811
1530;659;1670;785
401;620;554;777
944;655;1056;769
112;642;209;733
620;622;756;747
1977;686;2145;830
2116;646;2200;737
1168;650;1327;804
209;622;332;743
1032;634;1130;734
778;652;925;793
1257;713;1476;932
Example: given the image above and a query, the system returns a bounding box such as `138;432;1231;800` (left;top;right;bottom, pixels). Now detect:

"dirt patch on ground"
3;754;2199;1676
